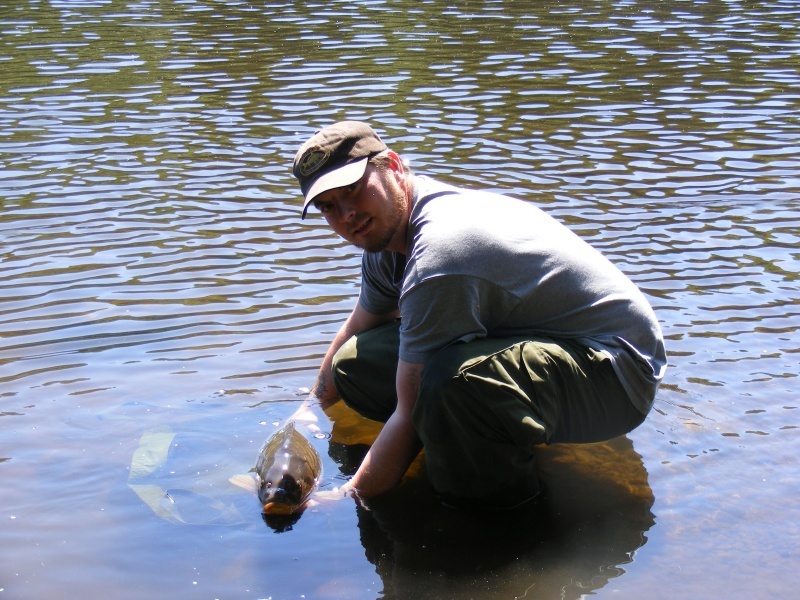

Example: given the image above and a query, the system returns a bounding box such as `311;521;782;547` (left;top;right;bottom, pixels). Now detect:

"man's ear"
386;150;405;180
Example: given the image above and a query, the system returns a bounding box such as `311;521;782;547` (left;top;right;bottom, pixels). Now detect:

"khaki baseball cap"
293;121;387;218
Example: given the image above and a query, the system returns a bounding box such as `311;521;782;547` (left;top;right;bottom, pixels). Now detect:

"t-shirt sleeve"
358;251;402;316
398;275;520;364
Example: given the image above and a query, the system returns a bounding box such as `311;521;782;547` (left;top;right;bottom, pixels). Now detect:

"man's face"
312;160;408;254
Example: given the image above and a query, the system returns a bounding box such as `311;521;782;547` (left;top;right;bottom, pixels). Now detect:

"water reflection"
319;403;653;598
355;437;653;600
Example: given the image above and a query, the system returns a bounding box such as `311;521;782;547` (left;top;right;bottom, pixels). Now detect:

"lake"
1;1;798;598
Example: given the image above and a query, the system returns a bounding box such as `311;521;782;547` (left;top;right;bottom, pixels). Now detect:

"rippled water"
1;1;799;599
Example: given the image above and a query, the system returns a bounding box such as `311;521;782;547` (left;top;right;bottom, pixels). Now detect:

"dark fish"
254;421;322;515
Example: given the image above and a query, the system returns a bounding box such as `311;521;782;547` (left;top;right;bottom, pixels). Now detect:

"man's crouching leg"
412;338;548;510
413;336;647;510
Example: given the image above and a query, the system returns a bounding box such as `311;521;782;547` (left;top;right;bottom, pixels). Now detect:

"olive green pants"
332;321;646;509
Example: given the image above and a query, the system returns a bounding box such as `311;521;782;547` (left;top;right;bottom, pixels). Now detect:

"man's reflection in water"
330;426;654;600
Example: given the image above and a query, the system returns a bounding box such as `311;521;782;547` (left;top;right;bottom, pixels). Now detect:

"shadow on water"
261;510;304;534
328;415;654;599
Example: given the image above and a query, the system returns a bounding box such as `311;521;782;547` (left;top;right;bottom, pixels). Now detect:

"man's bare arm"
290;301;398;426
346;359;424;497
312;301;399;405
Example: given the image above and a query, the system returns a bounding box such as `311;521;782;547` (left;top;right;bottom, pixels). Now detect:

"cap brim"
301;157;369;218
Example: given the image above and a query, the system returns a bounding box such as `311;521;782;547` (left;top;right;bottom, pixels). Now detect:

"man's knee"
331;324;400;423
330;336;356;389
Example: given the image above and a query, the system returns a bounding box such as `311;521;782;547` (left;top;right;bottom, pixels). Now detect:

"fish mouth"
263;502;295;515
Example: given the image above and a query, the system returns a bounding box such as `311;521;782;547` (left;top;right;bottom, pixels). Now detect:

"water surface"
1;1;799;599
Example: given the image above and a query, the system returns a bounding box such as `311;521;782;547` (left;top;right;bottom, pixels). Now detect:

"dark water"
1;1;799;598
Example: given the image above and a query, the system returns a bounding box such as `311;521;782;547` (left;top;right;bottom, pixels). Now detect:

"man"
292;121;666;509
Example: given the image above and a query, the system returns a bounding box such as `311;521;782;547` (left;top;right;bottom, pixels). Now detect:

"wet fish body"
255;422;322;515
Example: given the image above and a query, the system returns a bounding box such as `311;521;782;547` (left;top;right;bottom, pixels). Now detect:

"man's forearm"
312;302;399;405
349;360;424;497
311;341;344;406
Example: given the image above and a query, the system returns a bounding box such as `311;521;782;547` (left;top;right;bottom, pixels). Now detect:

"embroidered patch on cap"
298;149;329;176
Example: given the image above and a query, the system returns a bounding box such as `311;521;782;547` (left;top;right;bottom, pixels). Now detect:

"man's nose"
335;200;356;222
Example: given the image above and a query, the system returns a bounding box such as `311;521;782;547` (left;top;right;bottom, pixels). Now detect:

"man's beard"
356;225;396;253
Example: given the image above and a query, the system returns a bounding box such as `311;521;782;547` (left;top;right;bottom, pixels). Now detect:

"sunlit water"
1;1;799;599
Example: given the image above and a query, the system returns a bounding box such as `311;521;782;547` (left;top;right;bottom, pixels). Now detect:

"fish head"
258;471;306;514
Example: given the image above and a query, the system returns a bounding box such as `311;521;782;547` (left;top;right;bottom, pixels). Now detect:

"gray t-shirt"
358;176;667;414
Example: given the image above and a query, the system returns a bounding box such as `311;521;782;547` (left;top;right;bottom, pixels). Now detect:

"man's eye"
317;203;332;213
